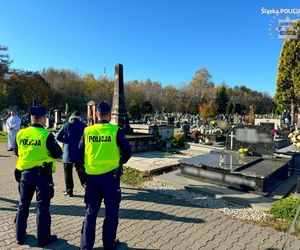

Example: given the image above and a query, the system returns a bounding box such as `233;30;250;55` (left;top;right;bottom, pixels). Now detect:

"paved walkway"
0;143;300;250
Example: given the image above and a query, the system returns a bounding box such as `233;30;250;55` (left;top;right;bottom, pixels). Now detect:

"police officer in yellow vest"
15;106;62;247
79;102;131;250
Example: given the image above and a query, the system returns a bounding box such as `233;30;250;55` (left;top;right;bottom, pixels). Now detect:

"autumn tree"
199;101;218;120
163;85;178;113
5;71;50;109
248;104;255;124
42;68;86;111
83;73;99;101
188;67;214;105
274;20;300;124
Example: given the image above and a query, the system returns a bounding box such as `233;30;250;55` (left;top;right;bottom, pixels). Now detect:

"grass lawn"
0;131;7;142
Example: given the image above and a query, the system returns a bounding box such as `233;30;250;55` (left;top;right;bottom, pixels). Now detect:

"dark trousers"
64;162;86;194
16;168;54;244
80;172;121;250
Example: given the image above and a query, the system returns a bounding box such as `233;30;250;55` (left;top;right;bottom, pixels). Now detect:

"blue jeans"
80;172;121;250
16;168;54;243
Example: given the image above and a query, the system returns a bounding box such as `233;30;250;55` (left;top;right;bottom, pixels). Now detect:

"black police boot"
104;239;120;250
37;235;58;247
17;239;24;245
16;232;27;245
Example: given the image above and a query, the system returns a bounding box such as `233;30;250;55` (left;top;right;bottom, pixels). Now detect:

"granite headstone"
225;124;274;156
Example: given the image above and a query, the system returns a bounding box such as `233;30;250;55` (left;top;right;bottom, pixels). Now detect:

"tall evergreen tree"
128;99;141;120
274;20;300;125
226;102;234;114
215;86;229;114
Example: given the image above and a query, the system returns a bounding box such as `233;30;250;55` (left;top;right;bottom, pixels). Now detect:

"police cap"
29;106;48;117
97;102;111;115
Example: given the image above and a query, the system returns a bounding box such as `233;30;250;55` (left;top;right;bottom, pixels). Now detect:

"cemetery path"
0;142;299;250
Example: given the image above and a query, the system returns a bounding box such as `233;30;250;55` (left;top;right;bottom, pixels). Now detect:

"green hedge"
270;195;300;220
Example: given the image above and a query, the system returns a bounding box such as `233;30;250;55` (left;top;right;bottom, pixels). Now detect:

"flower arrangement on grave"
191;129;213;145
210;120;217;127
192;130;201;143
271;128;280;136
288;131;300;147
238;147;255;156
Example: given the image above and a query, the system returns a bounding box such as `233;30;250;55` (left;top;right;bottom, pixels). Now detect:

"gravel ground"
143;180;270;222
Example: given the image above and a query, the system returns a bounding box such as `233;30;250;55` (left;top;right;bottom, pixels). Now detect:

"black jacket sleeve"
46;133;63;158
78;135;85;165
117;128;132;164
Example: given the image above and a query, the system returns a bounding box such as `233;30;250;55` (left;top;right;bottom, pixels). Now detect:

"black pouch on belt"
37;162;53;175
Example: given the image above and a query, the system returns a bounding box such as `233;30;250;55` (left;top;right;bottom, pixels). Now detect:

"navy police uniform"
15;106;62;246
79;102;131;250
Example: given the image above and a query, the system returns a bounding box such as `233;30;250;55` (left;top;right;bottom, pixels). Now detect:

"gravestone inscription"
225;124;274;156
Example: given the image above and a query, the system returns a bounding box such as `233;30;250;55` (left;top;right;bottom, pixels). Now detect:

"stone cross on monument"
229;130;235;150
111;64;132;133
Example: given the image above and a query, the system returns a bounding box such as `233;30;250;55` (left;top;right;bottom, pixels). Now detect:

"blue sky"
1;0;299;96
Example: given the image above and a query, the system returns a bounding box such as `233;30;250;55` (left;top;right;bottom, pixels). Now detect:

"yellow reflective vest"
84;123;120;175
16;126;56;172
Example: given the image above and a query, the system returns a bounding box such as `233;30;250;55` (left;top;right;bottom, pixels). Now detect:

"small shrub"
270;195;300;220
171;132;185;148
120;166;152;186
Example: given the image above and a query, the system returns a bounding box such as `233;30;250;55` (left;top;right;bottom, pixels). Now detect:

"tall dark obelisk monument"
111;64;131;133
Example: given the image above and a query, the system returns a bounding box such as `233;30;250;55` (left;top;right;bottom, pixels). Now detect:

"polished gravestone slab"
180;151;290;193
226;124;274;156
276;144;300;173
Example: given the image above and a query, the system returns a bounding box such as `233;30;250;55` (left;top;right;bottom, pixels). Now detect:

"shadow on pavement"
94;242;157;250
21;234;79;249
122;186;241;209
122;187;201;208
0;204;205;224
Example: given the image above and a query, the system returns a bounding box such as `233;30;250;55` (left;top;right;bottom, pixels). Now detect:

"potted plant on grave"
171;132;185;148
238;146;255;156
210;120;217;127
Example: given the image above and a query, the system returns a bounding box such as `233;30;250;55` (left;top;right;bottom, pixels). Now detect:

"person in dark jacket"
56;111;87;197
